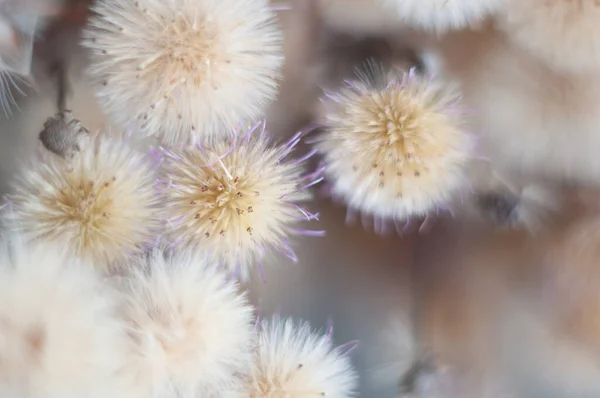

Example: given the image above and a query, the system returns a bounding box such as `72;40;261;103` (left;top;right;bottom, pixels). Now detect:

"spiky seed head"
83;0;283;145
381;0;503;32
161;124;316;281
0;236;128;398
5;133;160;272
498;0;600;74
245;317;358;398
315;64;472;221
119;250;255;398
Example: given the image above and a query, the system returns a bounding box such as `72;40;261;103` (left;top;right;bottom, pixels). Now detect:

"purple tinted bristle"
418;214;435;234
258;121;268;141
254;314;261;329
292;148;318;165
322;90;340;103
284;130;304;147
278;143;299;162
298;176;324;192
335;340;360;357
303;134;324;145
325;317;334;341
289;203;319;221
279;240;298;263
302;166;326;181
289;228;326;237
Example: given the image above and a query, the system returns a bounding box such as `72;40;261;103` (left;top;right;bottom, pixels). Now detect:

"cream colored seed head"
0;236;128;398
119;250;255;398
382;0;504;33
5;134;160;272
83;0;283;145
317;64;472;221
245;317;358;398
161;128;312;281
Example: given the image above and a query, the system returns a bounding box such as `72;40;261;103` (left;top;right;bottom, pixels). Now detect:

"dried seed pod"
38;110;90;160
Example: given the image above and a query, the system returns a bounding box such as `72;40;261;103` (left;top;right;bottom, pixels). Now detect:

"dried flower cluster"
0;237;358;397
0;0;362;394
0;0;484;395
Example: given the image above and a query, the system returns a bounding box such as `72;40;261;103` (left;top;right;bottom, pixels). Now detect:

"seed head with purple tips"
314;63;472;223
160;122;322;281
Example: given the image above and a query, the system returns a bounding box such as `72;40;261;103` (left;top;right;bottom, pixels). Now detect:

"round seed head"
161;124;317;281
83;0;283;145
315;64;472;221
382;0;503;32
245;317;358;398
119;250;255;398
5;134;160;272
0;236;128;398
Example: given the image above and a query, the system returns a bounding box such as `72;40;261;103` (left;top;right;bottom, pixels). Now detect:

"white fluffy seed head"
83;0;283;145
161;125;314;281
118;250;255;398
0;236;128;398
245;317;358;398
316;64;472;221
381;0;504;33
5;133;160;272
497;0;600;74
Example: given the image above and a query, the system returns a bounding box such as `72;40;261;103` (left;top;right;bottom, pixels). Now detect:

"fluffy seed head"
0;236;128;398
498;0;600;74
315;64;472;221
382;0;503;32
83;0;283;145
5;133;160;272
161;123;316;281
245;317;358;398
119;250;255;398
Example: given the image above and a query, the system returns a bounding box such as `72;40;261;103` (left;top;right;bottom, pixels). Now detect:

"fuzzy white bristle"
498;0;600;74
381;0;503;33
160;123;317;281
5;134;160;272
315;64;471;222
245;317;358;398
0;236;128;398
118;250;255;398
83;0;283;145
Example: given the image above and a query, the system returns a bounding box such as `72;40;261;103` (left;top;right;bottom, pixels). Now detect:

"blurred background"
3;0;600;397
